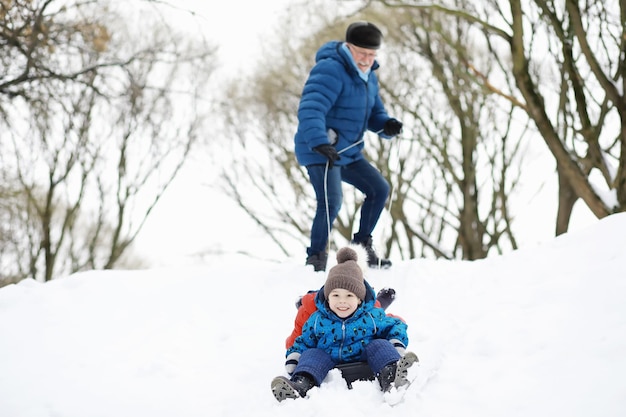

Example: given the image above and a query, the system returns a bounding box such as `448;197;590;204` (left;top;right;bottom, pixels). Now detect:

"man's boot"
305;251;328;272
271;373;316;402
353;236;391;269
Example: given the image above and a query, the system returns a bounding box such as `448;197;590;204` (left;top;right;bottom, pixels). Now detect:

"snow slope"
1;214;626;417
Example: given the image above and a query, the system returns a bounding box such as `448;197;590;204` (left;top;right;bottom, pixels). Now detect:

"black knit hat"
345;21;383;50
324;247;366;300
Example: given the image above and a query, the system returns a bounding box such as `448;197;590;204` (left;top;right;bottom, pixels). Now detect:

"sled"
335;352;419;390
335;361;375;388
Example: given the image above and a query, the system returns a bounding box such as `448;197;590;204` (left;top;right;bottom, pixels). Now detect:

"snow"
2;214;626;417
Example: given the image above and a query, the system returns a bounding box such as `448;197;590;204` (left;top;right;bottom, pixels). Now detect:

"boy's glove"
376;287;396;310
285;352;301;375
383;118;403;136
313;144;340;168
390;338;406;356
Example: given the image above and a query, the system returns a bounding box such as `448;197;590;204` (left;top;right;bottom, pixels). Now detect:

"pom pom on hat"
324;247;366;300
336;246;358;263
346;21;383;50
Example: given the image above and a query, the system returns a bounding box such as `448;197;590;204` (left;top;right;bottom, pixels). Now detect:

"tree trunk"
555;164;578;235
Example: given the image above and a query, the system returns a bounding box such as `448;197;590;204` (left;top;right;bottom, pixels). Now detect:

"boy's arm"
284;309;320;375
374;308;409;355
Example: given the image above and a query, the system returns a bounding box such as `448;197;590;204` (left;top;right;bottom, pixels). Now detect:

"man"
294;21;403;271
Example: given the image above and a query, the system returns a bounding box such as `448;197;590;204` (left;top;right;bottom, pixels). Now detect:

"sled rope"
383;137;402;248
323;130;392;272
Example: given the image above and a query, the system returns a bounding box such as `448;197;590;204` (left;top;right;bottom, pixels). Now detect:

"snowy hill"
1;214;626;417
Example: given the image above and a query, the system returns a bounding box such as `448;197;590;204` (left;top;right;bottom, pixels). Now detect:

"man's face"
347;43;377;71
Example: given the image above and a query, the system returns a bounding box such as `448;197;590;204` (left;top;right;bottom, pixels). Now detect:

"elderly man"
293;21;403;272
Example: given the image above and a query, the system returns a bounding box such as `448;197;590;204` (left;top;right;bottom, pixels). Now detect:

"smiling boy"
271;247;417;401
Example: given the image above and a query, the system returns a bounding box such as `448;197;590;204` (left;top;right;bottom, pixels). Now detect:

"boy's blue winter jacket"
293;41;392;167
286;281;409;364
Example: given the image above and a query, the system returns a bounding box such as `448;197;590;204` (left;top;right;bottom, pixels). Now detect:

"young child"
271;247;417;401
284;286;398;349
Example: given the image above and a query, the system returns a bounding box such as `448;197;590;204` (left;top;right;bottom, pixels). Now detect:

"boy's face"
328;288;361;318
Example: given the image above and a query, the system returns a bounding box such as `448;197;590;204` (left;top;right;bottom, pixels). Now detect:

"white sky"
172;0;293;72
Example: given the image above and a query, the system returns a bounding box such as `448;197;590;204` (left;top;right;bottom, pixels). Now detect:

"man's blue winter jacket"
293;41;392;167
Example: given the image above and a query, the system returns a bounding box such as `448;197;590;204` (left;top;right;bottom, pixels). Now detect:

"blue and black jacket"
286;280;408;364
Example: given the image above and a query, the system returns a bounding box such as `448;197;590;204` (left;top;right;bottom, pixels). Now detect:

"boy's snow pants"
293;339;400;385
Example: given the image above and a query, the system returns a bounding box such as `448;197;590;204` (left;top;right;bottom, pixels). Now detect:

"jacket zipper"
360;80;369;138
339;321;346;362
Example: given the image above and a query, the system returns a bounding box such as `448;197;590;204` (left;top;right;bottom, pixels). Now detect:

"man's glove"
313;144;340;168
285;352;301;375
383;118;403;136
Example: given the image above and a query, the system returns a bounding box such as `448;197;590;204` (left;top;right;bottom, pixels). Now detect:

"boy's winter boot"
377;352;419;392
394;351;419;388
353;236;392;269
305;251;328;272
377;362;397;392
271;374;315;402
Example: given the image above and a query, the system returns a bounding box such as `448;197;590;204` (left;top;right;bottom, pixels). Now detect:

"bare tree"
378;0;626;235
375;3;525;260
0;0;216;283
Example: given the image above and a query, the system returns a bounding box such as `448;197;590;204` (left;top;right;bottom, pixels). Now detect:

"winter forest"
1;0;625;283
2;1;626;415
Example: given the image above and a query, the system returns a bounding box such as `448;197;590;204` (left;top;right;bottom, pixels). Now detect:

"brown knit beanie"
324;247;366;300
